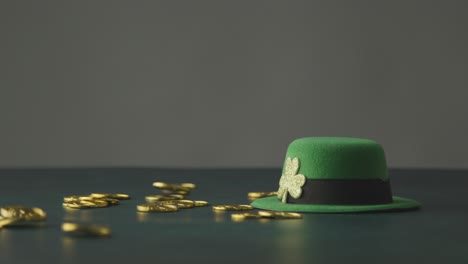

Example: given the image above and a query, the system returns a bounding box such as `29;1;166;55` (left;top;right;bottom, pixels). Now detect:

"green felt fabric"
284;137;388;180
251;196;421;213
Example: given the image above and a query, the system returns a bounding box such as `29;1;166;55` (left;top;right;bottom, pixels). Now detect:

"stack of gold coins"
145;194;185;203
139;181;209;213
0;206;47;228
136;204;179;213
62;193;130;209
152;182;196;196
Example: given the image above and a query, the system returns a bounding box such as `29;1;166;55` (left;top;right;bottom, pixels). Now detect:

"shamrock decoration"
277;157;306;203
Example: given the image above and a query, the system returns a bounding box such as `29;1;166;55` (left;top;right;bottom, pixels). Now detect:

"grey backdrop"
1;1;467;168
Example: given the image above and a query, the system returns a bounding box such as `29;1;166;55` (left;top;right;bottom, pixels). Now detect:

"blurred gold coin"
0;217;19;228
247;192;278;199
152;182;169;188
94;197;120;205
161;189;190;195
64;195;120;205
63;199;108;209
145;194;184;202
90;193;130;200
0;206;47;221
212;205;254;211
193;200;209;207
180;183;196;190
231;213;264;221
153;200;195;209
152;182;192;192
62;222;111;237
136;204;179;213
258;211;303;219
63;196;92;202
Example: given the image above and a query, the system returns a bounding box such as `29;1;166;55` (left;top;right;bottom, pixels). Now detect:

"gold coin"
136;204;179;213
62;222;111;237
64;196;120;205
90;193;131;200
231;213;264;221
0;206;47;221
63;199;109;209
161;189;190;195
63;195;89;202
152;200;195;209
0;217;19;228
212;205;254;211
247;191;278;199
145;194;184;202
152;182;192;192
258;211;303;219
96;198;119;205
180;183;196;190
192;200;209;207
152;182;169;188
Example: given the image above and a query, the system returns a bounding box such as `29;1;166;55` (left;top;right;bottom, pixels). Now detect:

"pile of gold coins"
212;203;303;221
211;191;303;221
137;182;209;212
62;193;131;209
0;206;47;228
61;193;131;237
1;182;303;238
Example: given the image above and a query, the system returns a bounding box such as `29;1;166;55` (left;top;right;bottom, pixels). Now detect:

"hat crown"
283;137;388;180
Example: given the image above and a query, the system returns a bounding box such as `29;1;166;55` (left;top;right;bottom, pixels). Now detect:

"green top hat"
251;137;420;213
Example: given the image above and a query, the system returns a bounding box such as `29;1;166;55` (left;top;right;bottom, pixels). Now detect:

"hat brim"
251;196;420;213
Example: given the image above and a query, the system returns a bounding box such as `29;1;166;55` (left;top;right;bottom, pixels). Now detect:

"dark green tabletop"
0;168;466;263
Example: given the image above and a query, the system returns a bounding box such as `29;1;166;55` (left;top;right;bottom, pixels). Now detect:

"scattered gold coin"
0;217;18;228
152;200;195;209
193;200;209;207
63;196;91;202
152;182;169;188
94;197;120;206
145;194;185;202
0;206;47;222
162;189;190;195
0;206;47;228
230;211;303;221
152;182;194;192
136;204;179;213
62;222;111;237
258;211;303;219
63;199;108;209
231;213;264;221
247;191;278;199
90;193;131;200
64;196;120;206
212;205;254;211
180;183;196;190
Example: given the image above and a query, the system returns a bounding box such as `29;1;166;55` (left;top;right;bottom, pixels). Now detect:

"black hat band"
286;179;393;205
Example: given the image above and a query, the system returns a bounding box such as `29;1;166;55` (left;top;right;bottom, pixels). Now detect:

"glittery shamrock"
277;157;306;203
